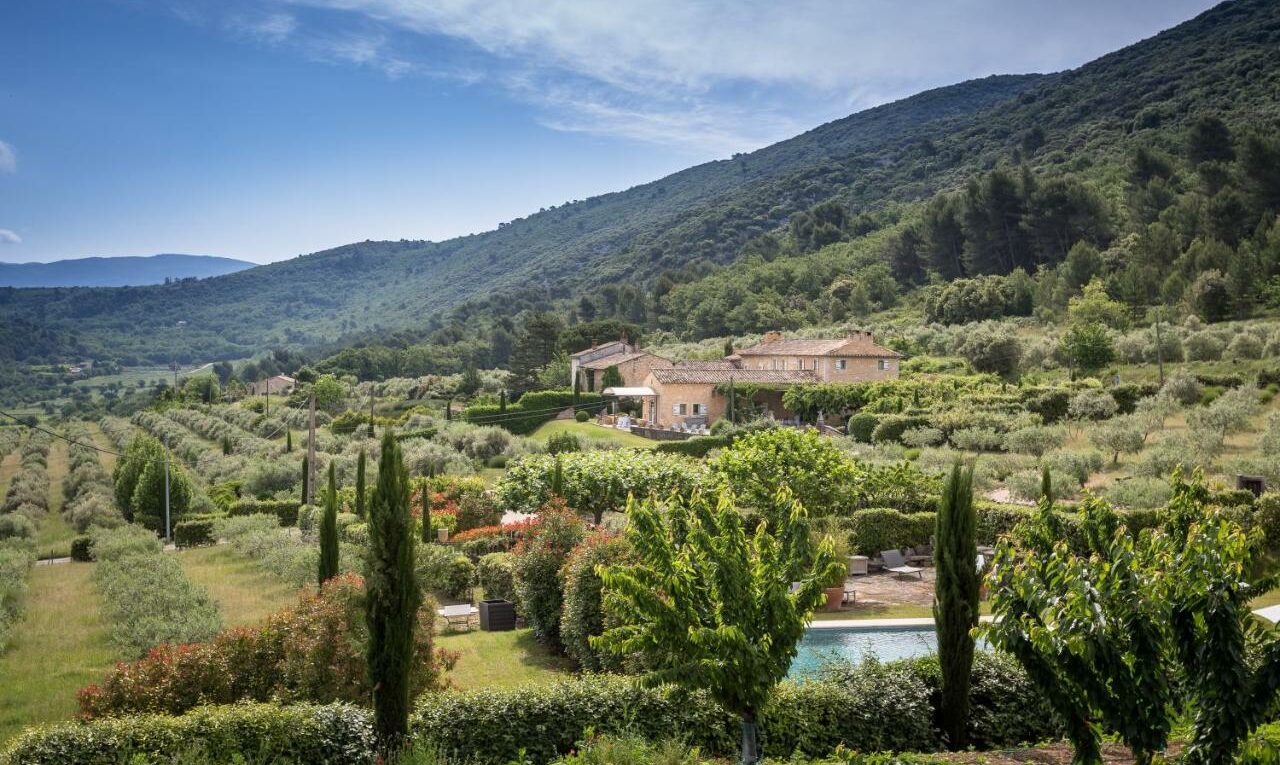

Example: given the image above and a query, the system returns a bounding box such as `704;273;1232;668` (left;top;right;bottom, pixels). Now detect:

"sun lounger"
879;549;925;580
437;603;476;630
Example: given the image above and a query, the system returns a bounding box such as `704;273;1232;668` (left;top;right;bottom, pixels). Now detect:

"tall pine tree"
366;430;420;751
318;461;339;586
934;463;980;749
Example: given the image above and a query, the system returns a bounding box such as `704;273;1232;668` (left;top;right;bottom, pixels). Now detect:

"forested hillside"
2;0;1278;371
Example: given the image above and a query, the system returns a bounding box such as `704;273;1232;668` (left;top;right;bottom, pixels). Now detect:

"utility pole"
306;391;317;507
264;380;269;416
163;435;171;542
369;389;375;437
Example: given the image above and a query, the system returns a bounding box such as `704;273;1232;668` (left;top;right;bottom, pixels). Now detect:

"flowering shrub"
512;505;586;650
78;574;456;718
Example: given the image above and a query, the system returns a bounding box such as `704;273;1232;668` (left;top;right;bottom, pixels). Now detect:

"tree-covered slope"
3;0;1278;366
0;254;252;288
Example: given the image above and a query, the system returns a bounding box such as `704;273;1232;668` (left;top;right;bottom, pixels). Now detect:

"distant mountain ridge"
0;254;253;287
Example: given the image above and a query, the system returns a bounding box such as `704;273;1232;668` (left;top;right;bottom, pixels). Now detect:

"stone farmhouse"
571;331;902;430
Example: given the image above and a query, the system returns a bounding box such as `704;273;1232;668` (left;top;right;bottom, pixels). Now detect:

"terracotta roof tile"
650;368;817;385
736;334;902;358
578;351;665;370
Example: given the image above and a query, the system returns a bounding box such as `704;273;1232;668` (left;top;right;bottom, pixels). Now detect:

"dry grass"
0;562;117;746
176;545;299;628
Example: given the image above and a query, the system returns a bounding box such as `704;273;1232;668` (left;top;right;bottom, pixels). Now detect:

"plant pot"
479;599;517;631
824;586;845;611
437;527;449;543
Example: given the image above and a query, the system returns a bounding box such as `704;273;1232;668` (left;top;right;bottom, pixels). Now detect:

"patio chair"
879;549;925;580
842;585;857;605
437;603;475;630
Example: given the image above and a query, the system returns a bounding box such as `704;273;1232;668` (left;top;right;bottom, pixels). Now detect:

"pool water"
789;627;943;678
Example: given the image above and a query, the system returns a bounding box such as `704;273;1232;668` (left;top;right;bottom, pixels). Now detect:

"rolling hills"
0;254;253;288
1;0;1278;367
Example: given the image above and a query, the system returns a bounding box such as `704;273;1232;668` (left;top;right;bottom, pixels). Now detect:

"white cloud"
0;229;21;245
276;0;1217;151
237;12;298;43
0;141;15;174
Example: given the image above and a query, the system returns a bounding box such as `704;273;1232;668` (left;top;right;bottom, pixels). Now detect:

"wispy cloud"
226;0;1217;152
0;141;15;174
0;229;21;245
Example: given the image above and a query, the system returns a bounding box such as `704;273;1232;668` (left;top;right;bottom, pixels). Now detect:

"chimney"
762;331;783;344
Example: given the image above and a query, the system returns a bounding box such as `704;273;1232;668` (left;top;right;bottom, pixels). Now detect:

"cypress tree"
500;390;508;412
318;461;339;586
355;449;367;519
300;455;310;507
934;463;979;749
366;430;419;751
420;478;433;544
285;430;293;453
551;455;564;497
445;397;452;422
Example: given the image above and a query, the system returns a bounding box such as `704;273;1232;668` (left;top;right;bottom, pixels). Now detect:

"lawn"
177;545;300;628
435;628;573;690
0;562;117;746
530;420;656;449
35;440;77;560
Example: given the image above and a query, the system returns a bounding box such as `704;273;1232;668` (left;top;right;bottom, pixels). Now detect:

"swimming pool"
789;626;945;678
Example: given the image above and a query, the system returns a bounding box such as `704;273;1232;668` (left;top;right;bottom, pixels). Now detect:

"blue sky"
1;0;1218;264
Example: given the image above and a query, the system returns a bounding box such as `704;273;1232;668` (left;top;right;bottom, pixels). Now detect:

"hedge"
475;552;515;603
227;498;299;527
845;509;936;555
654;434;730;457
1;703;375;765
70;536;93;562
410;653;1059;764
464;390;605;435
846;412;881;443
174;516;220;548
871;415;930;445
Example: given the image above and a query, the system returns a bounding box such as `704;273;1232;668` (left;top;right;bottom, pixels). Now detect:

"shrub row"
91;526;222;657
411;652;1058;764
1;702;376;765
0;541;35;652
173;514;225;548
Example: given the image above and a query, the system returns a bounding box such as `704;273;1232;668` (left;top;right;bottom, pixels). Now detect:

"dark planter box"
479;599;516;632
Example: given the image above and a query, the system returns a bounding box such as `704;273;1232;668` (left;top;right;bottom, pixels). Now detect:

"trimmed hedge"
227;498;299;527
464;390;605;435
1;702;375;765
174;516;220;548
846;509;936;555
654;434;731;457
871;415;930;445
411;653;1059;764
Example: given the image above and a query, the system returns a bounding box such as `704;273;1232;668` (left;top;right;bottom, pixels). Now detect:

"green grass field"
530;420;656;449
0;563;118;746
177;545;299;628
435;628;573;690
34;440;77;560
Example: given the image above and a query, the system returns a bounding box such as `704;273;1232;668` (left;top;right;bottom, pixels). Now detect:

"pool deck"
808;615;995;630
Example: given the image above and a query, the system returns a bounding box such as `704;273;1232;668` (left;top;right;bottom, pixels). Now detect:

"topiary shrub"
574;410;590;423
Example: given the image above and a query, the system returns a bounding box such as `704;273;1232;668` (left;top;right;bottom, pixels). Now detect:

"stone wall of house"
738;354;897;383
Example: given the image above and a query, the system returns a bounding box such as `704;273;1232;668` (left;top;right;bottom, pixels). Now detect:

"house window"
797;359;806;370
672;403;687;415
836;359;848;370
692;403;708;415
879;359;891;371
